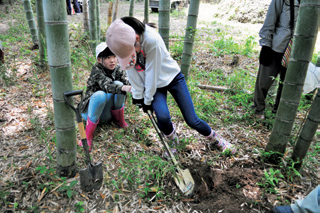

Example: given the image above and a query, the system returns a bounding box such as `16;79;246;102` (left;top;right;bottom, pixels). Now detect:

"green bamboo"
159;0;170;49
0;41;4;65
36;0;46;67
107;1;113;26
96;0;101;41
43;0;77;177
83;0;89;33
180;0;200;81
291;88;320;170
112;0;119;22
22;0;39;46
266;0;319;157
89;0;97;50
129;0;135;17
144;0;149;23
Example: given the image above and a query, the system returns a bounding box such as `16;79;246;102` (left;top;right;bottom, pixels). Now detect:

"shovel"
63;90;103;192
146;110;195;196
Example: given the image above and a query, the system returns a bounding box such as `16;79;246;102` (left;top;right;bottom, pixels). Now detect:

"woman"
79;42;131;151
106;17;235;155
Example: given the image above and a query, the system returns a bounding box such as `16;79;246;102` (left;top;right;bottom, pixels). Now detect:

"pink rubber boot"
111;106;129;128
79;116;99;152
206;130;236;154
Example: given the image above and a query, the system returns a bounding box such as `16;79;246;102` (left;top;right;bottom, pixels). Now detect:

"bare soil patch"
0;1;319;212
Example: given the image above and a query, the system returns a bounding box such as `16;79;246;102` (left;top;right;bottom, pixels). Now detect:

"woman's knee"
185;117;202;129
113;81;124;86
156;113;171;125
91;91;108;104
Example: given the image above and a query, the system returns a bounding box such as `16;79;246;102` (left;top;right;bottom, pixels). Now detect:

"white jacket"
126;25;180;105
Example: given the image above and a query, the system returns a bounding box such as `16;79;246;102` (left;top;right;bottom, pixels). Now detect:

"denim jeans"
291;185;320;213
81;81;125;123
152;72;212;136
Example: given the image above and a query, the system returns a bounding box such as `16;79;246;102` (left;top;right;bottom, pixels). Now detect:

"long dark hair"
121;17;156;35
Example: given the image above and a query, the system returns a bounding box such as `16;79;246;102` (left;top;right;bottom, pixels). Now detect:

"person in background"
66;0;81;15
79;42;131;151
273;185;320;213
251;0;300;119
106;17;236;158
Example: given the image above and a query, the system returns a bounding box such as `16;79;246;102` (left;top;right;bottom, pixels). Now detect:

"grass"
209;33;257;57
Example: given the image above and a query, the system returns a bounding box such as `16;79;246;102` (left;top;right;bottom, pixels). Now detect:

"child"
79;42;132;151
106;17;236;157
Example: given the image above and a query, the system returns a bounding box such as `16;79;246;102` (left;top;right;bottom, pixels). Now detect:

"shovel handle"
147;110;179;166
63;90;83;123
63;90;92;165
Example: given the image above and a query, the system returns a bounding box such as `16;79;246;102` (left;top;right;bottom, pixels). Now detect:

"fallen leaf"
181;199;195;202
80;194;89;199
37;187;47;203
100;192;105;199
27;160;32;168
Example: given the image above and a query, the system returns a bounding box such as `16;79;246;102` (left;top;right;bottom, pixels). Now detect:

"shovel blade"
79;162;103;192
174;167;195;196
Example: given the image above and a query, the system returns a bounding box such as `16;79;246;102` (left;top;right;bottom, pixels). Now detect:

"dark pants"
152;72;212;136
66;0;80;14
253;51;287;114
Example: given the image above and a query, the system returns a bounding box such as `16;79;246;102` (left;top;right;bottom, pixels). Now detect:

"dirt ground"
0;1;319;212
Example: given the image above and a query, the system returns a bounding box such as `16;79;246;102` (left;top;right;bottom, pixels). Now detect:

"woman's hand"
121;85;132;93
259;46;273;66
142;103;153;114
132;98;143;108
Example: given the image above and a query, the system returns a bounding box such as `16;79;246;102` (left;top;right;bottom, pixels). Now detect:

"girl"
106;17;235;155
79;42;131;151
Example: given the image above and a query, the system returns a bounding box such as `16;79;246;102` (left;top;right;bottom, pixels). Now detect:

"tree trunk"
181;0;200;81
159;0;170;49
35;0;46;67
291;88;320;170
43;0;77;178
0;41;4;64
129;0;134;17
266;0;319;157
107;1;113;26
22;0;39;47
144;0;149;23
96;0;101;41
291;56;320;170
112;0;119;22
83;0;90;34
89;0;97;50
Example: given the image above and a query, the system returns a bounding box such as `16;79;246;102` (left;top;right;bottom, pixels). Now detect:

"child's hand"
121;85;132;93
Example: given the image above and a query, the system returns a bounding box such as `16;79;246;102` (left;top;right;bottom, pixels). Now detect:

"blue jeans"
152;72;212;136
291;185;320;213
81;81;126;123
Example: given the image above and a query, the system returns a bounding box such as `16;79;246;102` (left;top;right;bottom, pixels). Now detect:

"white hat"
106;19;136;70
95;42;107;59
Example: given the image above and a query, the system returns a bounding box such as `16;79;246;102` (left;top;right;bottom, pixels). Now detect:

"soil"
0;1;319;212
186;158;269;212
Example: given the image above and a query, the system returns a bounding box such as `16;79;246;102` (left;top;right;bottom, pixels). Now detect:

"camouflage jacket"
80;63;129;112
